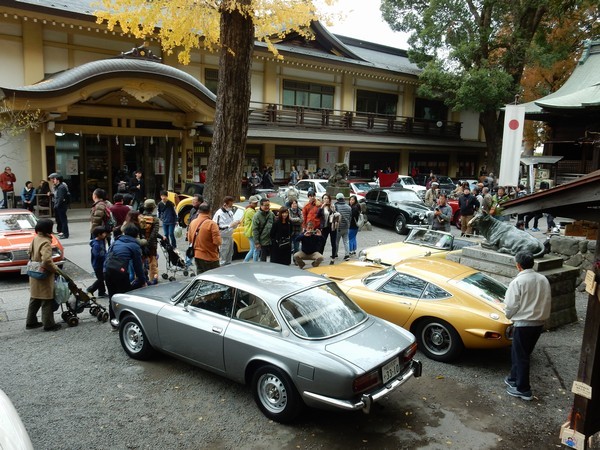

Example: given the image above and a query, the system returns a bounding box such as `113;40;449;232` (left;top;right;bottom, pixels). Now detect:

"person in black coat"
270;206;292;265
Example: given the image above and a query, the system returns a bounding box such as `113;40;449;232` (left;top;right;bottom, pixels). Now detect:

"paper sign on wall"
571;381;592;400
584;270;597;296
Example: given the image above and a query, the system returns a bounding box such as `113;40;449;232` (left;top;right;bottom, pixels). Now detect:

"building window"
274;145;319;180
356;90;397;116
205;68;219;94
282;80;334;110
415;98;448;121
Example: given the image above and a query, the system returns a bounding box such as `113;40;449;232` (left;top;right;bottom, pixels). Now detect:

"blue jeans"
348;228;358;252
244;237;259;262
163;223;176;248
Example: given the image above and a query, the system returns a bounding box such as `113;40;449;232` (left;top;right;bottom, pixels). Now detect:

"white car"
282;179;329;207
0;389;33;450
349;181;374;199
393;176;427;199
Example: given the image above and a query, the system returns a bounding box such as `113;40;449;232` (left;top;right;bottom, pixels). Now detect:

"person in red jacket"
0;166;16;208
302;191;321;230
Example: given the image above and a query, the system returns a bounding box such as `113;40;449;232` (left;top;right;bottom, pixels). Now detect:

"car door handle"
212;326;223;334
397;301;412;306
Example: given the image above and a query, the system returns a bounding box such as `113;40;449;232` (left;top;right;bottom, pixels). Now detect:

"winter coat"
334;199;352;231
90;200;109;234
90;238;106;271
103;234;145;284
28;234;59;299
302;201;321;229
243;206;257;238
158;200;177;225
187;213;222;261
289;206;303;235
0;171;16;192
252;210;275;246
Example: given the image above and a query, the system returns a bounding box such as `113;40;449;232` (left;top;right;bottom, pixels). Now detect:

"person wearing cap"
334;193;352;261
213;196;241;266
48;172;70;239
243;195;260;262
424;181;439;208
140;199;161;285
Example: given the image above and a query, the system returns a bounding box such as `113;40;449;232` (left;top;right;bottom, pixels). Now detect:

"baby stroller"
55;269;109;327
159;239;194;281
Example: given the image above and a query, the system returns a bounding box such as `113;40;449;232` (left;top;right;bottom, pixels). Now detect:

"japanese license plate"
382;357;401;384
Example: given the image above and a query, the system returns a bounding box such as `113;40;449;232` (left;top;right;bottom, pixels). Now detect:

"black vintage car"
364;188;431;234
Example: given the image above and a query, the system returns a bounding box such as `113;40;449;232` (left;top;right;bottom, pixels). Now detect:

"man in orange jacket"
187;203;222;274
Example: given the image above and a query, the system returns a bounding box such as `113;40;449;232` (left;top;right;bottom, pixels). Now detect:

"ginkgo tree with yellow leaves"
96;0;334;208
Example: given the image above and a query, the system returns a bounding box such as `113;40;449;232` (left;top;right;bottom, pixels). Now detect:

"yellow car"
167;182;205;226
231;201;282;256
309;258;511;362
358;227;481;265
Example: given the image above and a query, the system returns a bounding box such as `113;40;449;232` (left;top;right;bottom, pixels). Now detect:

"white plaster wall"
460;110;481;141
0;39;25;88
355;78;401;93
250;72;264;102
44;46;69;75
281;67;335;83
0;135;31;192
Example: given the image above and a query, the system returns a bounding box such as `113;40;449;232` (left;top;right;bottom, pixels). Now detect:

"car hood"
133;281;189;303
325;319;413;370
0;231;36;250
390;201;430;212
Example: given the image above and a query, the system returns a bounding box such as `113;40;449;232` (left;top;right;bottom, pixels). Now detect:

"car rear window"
452;273;506;304
280;283;367;339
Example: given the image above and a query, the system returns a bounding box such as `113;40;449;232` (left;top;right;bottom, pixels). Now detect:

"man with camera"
431;194;453;232
293;221;324;268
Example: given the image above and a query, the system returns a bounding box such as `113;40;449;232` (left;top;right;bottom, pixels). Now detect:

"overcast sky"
315;0;411;50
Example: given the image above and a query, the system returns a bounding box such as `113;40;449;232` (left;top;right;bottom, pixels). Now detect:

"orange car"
0;209;64;274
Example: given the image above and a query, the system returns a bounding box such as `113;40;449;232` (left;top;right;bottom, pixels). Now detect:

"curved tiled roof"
1;57;216;106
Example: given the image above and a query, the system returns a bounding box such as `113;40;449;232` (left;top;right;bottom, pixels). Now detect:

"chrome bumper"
303;359;422;413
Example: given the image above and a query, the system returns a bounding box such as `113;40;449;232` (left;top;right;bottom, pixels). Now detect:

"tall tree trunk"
203;0;254;212
479;108;504;174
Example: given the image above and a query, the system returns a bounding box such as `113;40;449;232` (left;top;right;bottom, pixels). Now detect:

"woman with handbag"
26;218;61;331
269;206;292;265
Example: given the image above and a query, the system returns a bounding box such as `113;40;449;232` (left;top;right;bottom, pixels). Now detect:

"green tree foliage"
380;0;592;172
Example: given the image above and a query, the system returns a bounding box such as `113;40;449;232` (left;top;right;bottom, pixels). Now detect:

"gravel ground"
0;223;597;449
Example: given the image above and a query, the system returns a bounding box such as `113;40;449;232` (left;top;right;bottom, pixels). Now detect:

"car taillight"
353;370;380;393
402;342;418;362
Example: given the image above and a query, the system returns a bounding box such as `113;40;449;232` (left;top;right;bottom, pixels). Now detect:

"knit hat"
335;192;345;200
144;199;157;211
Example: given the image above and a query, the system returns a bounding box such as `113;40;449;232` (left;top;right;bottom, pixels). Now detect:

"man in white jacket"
212;196;240;266
503;251;551;401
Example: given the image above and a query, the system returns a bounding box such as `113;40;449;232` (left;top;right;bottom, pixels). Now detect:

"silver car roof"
198;263;329;301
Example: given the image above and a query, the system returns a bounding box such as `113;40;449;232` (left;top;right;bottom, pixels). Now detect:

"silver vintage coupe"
112;263;422;422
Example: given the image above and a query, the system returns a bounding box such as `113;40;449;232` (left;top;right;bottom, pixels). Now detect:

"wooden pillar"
569;229;600;446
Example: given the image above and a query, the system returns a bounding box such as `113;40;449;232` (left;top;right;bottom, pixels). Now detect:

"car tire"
252;365;303;423
453;211;462;230
414;318;464;362
178;206;192;227
119;316;156;361
394;214;407;235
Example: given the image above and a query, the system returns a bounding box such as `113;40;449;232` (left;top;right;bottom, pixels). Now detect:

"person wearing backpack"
48;173;69;239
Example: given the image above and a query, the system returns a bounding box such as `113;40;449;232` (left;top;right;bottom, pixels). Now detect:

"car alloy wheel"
394;215;407;234
120;317;155;361
415;319;464;362
252;365;303;423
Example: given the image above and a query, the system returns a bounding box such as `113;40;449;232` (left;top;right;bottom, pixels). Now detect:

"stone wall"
548;236;597;290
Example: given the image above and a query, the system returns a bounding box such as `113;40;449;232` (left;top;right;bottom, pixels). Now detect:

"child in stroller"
159;238;194;281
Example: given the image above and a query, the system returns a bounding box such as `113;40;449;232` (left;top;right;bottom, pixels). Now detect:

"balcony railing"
248;102;462;139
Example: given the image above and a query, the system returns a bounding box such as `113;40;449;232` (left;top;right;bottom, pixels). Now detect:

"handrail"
248;101;462;138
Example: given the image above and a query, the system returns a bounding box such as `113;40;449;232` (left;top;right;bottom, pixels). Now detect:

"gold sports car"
358;227;480;266
309;258;512;362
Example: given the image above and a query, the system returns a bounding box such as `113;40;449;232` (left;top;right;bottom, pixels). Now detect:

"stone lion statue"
328;163;349;187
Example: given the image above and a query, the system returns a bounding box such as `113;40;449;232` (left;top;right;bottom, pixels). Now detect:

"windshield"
398;177;416;185
280;283;367;338
364;265;396;287
0;213;37;232
452;273;506;304
388;190;421;203
406;229;453;249
353;182;373;192
437;176;454;185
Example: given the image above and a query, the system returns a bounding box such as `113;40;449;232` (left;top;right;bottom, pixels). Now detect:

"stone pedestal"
447;246;578;328
326;185;350;199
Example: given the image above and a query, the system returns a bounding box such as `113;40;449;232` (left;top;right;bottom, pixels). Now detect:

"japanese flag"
499;104;525;187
